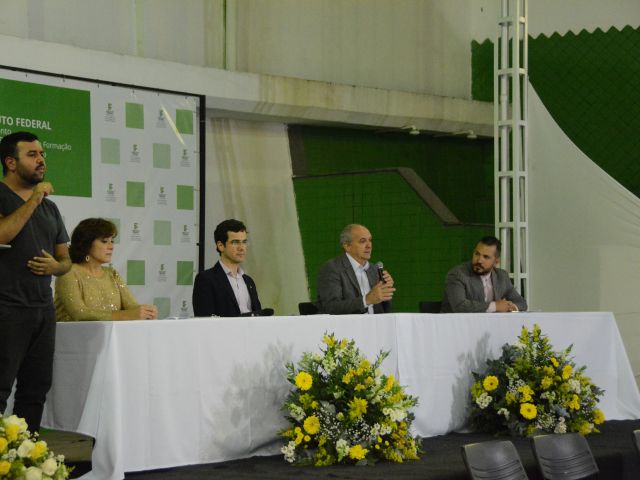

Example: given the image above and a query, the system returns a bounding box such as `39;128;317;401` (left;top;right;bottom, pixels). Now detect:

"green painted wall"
293;127;494;312
472;26;640;197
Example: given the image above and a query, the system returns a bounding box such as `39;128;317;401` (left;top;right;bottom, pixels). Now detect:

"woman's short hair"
69;218;118;263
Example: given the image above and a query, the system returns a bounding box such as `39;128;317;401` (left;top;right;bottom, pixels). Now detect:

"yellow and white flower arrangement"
280;333;420;466
0;415;72;479
469;324;605;436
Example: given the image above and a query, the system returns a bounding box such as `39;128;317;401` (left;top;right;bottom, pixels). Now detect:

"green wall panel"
471;26;640;197
295;172;492;312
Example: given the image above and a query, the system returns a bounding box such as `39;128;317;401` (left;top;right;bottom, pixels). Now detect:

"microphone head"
375;261;384;270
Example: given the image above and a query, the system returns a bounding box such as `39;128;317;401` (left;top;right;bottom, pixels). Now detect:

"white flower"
554;417;567;434
335;439;349;461
497;408;510;419
24;466;43;480
568;379;581;393
475;392;492;409
17;439;35;458
41;457;58;476
382;407;407;422
288;404;305;422
281;441;297;463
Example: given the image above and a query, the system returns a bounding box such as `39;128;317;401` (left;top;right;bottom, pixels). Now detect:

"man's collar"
218;260;244;277
345;253;369;271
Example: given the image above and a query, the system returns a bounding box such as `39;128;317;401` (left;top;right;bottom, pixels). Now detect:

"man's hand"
29;182;54;205
381;270;394;287
495;299;518;312
365;281;396;305
27;249;64;276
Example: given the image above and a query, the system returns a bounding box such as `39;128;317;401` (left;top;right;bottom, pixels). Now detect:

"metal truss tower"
495;0;529;301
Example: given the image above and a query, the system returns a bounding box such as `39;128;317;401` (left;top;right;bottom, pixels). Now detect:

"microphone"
375;261;386;283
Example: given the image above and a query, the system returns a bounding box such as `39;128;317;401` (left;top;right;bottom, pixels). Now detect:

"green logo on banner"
0;78;91;197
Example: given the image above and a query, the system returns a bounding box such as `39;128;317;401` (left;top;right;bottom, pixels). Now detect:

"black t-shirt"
0;182;69;308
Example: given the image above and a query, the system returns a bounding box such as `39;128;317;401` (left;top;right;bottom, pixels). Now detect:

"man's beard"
17;165;44;185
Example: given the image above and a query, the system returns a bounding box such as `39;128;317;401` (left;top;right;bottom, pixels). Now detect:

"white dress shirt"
219;261;252;314
346;253;374;314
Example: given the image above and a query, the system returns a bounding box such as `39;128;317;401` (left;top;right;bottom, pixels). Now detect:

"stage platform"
62;420;639;479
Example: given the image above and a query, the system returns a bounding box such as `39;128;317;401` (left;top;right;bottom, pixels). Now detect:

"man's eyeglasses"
228;239;249;246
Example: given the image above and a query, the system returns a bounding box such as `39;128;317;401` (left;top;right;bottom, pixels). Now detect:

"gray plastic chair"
461;440;529;480
532;433;598;479
633;430;640;457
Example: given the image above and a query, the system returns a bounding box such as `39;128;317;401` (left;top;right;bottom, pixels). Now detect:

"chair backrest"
633;429;640;457
298;302;319;315
532;433;599;480
461;440;529;480
419;300;442;313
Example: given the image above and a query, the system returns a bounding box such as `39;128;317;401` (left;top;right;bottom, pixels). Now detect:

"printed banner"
0;70;200;319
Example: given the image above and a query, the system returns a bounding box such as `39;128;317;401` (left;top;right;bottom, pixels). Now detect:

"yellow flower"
562;365;573;380
304;435;311;442
311;401;318;409
4;424;19;442
303;415;320;435
342;372;353;384
506;392;518;405
354;384;365;391
0;437;7;454
384;375;395;392
566;394;580;411
339;339;348;350
520;402;537;420
323;334;336;347
579;421;593;435
359;359;371;372
295;432;304;445
483;376;499;392
295;371;313;391
550;357;559;368
593;409;605;425
29;440;48;460
540;376;553;390
518;385;534;402
348;444;368;460
349;397;368;420
543;366;555;376
0;460;10;476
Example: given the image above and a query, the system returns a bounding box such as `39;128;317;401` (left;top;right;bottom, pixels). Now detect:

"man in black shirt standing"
0;132;71;432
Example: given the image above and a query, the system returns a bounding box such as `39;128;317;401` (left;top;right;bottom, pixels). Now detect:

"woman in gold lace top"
55;218;158;321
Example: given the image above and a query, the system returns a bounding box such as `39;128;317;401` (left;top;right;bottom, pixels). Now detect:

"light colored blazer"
440;261;527;313
316;253;391;315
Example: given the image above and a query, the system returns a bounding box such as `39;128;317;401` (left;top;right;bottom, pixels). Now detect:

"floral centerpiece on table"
469;324;605;437
280;333;420;466
0;415;72;480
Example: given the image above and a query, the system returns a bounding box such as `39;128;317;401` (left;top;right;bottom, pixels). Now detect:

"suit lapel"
340;254;361;295
214;262;240;311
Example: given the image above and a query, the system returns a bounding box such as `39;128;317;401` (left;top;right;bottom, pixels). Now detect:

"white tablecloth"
42;312;640;480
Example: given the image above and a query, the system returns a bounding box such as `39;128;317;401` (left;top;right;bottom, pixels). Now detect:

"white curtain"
529;85;640;384
205;118;309;316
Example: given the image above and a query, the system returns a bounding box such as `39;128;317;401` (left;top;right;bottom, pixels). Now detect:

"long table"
42;312;640;480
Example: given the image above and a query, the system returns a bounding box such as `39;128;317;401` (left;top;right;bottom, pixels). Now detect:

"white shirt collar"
219;260;244;277
346;253;369;272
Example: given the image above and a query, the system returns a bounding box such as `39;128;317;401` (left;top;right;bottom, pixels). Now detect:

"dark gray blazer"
440;261;527;313
316;253;391;315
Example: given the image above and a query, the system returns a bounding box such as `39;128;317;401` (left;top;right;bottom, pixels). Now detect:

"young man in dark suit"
192;219;263;317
